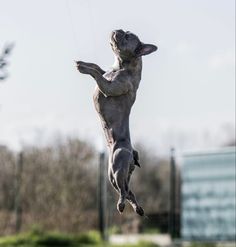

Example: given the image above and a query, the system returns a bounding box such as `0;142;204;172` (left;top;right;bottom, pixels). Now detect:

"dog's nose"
112;29;125;42
112;29;125;36
116;29;124;33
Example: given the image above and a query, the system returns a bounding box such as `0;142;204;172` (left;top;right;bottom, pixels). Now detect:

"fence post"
169;147;176;239
98;152;107;241
15;151;23;232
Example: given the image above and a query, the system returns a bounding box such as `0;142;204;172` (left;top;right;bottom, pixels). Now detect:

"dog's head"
110;29;157;61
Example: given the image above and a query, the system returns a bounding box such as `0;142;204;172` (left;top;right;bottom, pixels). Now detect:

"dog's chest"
93;70;117;111
103;70;116;81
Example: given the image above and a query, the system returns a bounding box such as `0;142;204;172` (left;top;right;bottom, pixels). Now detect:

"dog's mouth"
111;30;117;42
110;30;125;45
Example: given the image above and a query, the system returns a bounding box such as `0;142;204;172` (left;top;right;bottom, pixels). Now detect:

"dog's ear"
135;43;157;57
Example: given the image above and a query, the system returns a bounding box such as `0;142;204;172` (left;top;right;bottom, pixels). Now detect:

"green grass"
0;230;101;247
0;230;160;247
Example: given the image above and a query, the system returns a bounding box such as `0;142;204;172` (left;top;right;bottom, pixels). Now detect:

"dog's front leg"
76;61;105;75
77;61;132;97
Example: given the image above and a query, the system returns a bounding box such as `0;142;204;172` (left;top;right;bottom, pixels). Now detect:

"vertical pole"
169;148;176;239
98;152;107;241
15;151;23;232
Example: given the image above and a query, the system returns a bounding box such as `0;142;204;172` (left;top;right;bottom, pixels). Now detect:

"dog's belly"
93;86;134;145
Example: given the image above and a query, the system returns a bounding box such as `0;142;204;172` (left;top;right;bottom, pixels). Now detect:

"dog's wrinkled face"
110;29;141;60
110;29;157;61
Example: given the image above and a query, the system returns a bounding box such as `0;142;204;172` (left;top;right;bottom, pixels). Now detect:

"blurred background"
0;0;235;246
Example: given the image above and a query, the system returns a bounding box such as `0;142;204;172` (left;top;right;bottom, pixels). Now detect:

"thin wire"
65;0;98;61
86;0;97;58
65;0;79;57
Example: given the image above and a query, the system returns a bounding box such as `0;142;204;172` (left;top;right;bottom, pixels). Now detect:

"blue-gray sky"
0;0;235;153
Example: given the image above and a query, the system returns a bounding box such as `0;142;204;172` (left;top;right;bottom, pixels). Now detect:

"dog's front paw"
76;61;91;74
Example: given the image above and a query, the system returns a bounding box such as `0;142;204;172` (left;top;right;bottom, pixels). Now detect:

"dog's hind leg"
113;169;128;213
126;163;145;216
112;147;132;213
127;191;144;216
108;150;144;216
109;163;144;216
109;169;144;216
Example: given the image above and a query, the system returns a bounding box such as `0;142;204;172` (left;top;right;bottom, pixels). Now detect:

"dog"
76;29;157;215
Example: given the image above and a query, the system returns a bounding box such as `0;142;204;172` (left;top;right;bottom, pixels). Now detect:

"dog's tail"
133;150;141;167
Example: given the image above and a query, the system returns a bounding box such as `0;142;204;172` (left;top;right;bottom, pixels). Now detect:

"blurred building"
181;147;236;241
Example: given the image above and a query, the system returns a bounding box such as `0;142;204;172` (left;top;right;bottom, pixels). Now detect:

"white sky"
0;0;235;153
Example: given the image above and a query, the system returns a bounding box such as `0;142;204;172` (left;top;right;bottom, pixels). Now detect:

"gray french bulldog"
76;29;157;216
